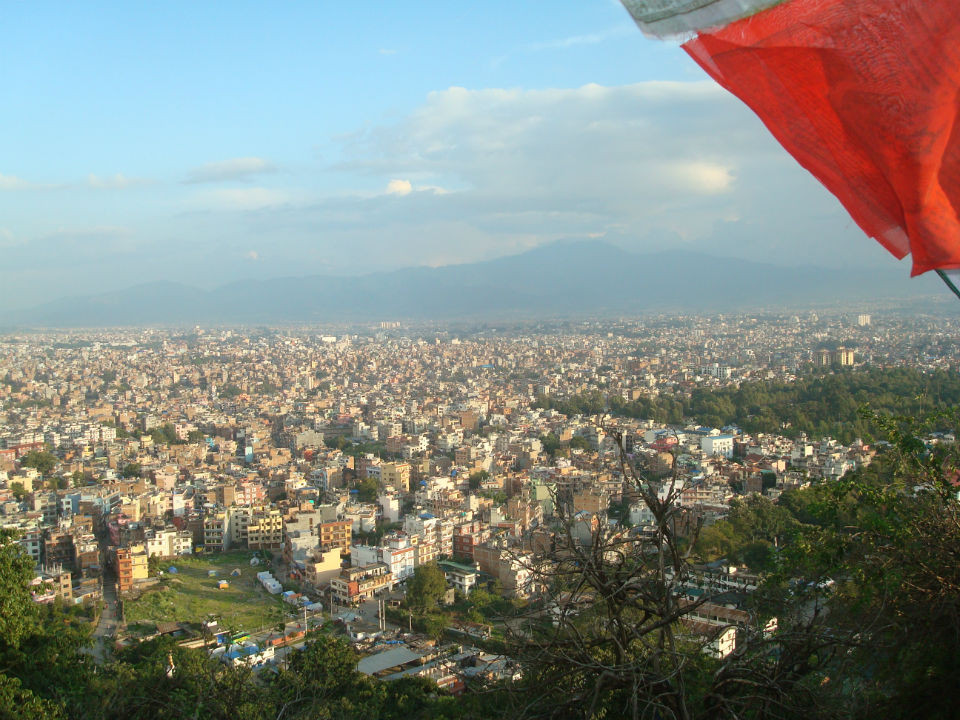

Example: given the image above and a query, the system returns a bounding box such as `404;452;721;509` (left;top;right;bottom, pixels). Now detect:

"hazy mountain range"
10;241;947;327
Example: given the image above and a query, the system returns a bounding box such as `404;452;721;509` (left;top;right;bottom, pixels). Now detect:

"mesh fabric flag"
623;0;960;278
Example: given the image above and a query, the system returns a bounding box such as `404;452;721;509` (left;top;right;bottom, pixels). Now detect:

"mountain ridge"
13;240;942;326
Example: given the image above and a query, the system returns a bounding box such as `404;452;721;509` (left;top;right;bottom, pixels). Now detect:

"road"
90;566;118;663
357;597;397;629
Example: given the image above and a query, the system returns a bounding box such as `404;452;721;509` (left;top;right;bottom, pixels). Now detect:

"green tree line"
536;367;960;443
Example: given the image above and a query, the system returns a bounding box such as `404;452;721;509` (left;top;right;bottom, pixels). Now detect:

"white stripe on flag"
622;0;786;39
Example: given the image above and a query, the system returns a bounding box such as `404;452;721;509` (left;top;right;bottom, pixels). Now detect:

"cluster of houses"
0;326;899;673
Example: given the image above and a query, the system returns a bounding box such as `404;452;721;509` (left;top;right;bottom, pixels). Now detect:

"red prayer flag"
625;0;960;276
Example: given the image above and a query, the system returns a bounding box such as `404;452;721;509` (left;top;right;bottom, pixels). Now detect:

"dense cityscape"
4;0;959;716
2;310;959;717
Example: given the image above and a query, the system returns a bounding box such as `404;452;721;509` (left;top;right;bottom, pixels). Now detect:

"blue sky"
0;1;915;311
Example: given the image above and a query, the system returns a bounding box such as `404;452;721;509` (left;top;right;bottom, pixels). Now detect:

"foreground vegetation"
0;542;466;720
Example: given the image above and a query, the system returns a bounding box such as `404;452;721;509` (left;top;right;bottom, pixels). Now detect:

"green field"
123;551;288;633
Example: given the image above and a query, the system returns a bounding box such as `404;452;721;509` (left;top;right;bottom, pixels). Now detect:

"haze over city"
0;1;931;316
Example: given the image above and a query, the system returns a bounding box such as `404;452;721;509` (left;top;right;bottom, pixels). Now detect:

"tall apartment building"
203;510;231;550
473;541;538;598
115;545;148;593
44;529;76;570
834;347;855;366
317;520;351;552
247;507;284;551
352;534;416;581
19;528;43;564
31;564;74;603
303;547;343;586
453;521;490;562
815;347;855;367
229;506;254;546
381;462;411;493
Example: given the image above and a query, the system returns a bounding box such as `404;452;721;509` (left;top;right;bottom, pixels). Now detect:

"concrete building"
438;560;479;596
203;510;231;550
701;435;734;459
116;544;148;593
330;563;393;605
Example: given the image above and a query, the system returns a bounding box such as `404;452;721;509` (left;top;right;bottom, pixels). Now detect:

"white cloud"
87;173;151;190
1;80;883;312
379;48;397;55
345;81;746;217
313;81;870;270
0;173;41;190
386;179;413;196
662;161;734;194
186;157;276;184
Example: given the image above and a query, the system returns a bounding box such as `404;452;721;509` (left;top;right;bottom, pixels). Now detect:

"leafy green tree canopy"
356;477;380;503
20;450;57;476
405;562;448;612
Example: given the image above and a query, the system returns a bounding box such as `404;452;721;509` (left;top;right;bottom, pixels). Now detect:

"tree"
121;463;141;479
0;530;40;649
486;409;960;720
422;613;449;641
405;562;448;612
149;424;182;446
0;675;62;720
760;408;960;719
497;431;717;719
220;383;241;398
20;450;57;476
479;489;507;505
490;427;846;720
9;482;26;501
357;477;380;503
268;636;365;718
258;381;280;395
0;530;94;718
539;433;562;457
468;470;489;490
267;637;456;720
106;635;268;720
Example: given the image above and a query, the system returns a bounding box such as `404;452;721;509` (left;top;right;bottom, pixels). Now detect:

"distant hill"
14;240;945;326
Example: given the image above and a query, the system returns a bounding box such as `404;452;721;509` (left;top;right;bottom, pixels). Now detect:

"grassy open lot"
123;551;285;633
